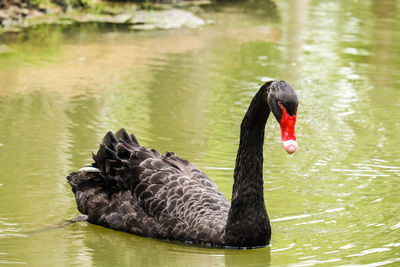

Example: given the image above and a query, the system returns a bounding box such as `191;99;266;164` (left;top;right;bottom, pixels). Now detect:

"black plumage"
67;80;298;249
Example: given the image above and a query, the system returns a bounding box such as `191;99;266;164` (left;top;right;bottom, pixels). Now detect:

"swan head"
267;81;298;154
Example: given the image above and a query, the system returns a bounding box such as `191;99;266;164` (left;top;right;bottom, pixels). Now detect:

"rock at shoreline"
131;9;205;30
0;1;208;33
0;0;47;29
63;8;206;30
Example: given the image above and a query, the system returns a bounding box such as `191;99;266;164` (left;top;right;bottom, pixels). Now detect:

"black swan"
67;80;298;249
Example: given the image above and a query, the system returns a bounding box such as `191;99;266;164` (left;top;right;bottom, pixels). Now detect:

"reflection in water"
286;0;309;83
370;0;398;89
1;0;400;266
145;53;210;158
65;94;105;169
77;224;271;267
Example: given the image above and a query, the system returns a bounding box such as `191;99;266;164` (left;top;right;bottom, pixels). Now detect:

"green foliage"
30;0;52;6
28;0;95;9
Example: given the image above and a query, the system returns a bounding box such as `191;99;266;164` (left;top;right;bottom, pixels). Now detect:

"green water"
1;0;400;266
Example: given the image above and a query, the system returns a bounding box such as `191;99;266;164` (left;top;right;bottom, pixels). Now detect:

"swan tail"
67;129;144;212
66;170;108;215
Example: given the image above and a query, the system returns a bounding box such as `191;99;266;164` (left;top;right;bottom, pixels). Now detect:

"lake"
0;0;399;266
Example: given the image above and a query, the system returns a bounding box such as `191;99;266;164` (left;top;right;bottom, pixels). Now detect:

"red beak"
279;105;297;154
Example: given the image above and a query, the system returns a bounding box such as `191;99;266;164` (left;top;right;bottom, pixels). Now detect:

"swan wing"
68;129;229;245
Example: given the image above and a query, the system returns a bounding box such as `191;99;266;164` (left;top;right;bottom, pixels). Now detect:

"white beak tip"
283;140;298;154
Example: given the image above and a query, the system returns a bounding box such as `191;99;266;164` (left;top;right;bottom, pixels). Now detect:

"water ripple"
272;207;345;222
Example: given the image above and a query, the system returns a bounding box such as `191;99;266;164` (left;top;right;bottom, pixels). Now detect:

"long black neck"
224;83;272;248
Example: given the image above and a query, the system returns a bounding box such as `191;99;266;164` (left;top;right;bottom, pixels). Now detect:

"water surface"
1;0;400;266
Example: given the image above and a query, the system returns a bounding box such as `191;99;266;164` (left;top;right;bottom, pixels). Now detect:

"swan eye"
278;101;283;107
